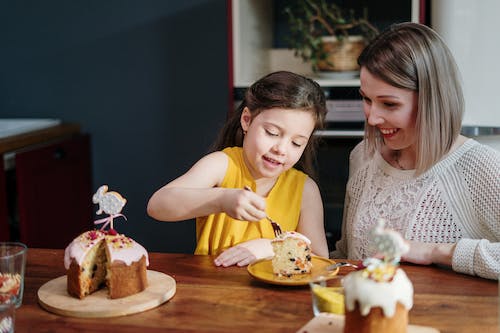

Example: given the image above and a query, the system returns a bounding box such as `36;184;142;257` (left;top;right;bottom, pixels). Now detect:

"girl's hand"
220;188;267;222
401;240;455;266
214;238;274;267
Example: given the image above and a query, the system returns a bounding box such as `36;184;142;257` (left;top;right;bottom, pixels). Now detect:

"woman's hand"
214;238;274;267
401;240;455;266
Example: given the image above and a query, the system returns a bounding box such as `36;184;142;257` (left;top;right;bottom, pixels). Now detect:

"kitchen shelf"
231;0;421;89
315;130;364;138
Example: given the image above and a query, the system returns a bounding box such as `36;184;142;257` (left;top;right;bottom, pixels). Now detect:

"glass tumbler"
309;275;344;316
0;242;28;308
0;293;15;333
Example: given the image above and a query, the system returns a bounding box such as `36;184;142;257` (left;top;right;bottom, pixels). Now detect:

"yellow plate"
247;256;339;286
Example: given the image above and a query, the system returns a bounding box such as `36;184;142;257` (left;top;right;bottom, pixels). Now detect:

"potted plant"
284;0;379;75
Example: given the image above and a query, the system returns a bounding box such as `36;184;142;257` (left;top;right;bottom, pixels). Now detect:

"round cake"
271;231;312;277
342;218;414;333
342;261;413;333
64;229;149;299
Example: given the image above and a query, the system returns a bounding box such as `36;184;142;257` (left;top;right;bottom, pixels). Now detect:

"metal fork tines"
266;216;282;237
243;186;282;237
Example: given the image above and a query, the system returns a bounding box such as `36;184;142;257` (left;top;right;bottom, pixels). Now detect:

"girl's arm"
215;177;329;267
296;177;329;258
147;151;267;222
214;238;274;267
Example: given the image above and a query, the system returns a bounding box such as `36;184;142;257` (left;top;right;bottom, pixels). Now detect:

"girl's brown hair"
212;71;327;180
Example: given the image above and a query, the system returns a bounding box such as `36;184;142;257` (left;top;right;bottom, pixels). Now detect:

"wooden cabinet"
0;125;92;248
0;161;9;241
16;134;92;248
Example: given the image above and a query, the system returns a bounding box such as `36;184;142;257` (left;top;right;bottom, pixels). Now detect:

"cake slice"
271;231;312;277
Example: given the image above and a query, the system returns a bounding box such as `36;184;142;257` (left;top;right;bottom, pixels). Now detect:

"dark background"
0;1;229;253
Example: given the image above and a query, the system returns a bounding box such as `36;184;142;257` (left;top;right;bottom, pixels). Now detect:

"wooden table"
16;249;498;333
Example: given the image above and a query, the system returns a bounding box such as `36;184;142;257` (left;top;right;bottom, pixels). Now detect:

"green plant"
284;0;379;72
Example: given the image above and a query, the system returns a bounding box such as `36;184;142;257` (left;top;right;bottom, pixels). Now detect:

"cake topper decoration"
93;185;127;231
359;218;410;282
369;218;409;264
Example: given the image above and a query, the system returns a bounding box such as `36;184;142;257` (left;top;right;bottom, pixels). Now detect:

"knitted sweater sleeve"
450;143;500;280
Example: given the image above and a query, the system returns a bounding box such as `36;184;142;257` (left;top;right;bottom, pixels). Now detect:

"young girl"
332;23;500;280
148;71;329;267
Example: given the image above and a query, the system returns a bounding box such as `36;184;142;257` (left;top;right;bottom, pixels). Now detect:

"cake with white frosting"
64;229;149;299
342;219;413;332
271;231;312;277
64;185;149;299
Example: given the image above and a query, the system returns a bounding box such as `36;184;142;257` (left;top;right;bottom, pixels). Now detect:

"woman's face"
359;67;418;152
240;107;315;180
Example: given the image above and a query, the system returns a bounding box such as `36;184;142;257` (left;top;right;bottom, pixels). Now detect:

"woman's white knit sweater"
332;139;500;279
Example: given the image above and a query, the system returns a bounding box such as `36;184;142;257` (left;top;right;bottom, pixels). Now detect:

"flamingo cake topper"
93;185;127;231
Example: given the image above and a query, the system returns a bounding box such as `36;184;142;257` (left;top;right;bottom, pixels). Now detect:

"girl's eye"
292;141;303;148
362;96;371;104
265;129;279;137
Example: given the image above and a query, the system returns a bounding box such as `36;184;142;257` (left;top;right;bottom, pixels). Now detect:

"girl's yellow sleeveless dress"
195;147;307;255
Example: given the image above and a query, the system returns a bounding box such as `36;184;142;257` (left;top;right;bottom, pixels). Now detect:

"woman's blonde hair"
358;22;464;174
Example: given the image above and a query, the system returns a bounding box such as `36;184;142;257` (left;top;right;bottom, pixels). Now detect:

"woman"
331;23;500;280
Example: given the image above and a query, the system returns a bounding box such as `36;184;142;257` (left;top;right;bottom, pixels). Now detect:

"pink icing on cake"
64;230;149;270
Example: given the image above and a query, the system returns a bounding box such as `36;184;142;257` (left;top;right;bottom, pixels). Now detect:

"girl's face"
360;67;418;152
240;107;315;180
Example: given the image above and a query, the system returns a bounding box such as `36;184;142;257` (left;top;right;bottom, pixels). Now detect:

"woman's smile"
379;127;400;139
360;68;418;152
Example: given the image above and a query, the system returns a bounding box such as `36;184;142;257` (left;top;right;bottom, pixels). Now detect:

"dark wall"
0;1;229;253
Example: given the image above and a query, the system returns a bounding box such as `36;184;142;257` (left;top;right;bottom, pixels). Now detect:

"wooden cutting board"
38;270;175;318
297;313;439;333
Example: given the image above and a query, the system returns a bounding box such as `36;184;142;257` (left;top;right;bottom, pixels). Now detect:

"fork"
324;261;358;271
266;216;282;237
243;186;282;237
310;261;360;282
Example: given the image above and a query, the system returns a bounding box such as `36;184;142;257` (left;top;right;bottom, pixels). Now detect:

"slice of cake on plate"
271;231;312;277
